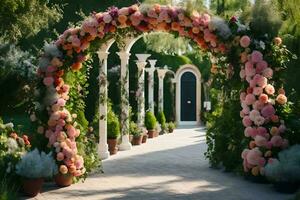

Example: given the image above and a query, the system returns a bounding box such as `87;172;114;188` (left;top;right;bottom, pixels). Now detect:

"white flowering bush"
265;145;300;183
16;148;57;178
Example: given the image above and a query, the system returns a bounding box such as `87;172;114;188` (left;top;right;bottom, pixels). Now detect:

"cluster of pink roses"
239;35;289;176
54;4;226;61
38;52;85;177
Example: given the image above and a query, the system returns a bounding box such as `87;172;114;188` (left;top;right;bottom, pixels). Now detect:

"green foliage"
145;111;157;130
129;121;142;137
107;103;121;139
167;122;176;132
0;0;62;43
0;177;19;200
157;111;166;131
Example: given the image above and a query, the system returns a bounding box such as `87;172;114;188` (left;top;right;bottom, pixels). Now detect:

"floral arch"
35;4;289;179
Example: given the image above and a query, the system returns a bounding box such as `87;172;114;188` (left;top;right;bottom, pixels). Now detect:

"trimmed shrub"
157;111;166;131
145;111;157;130
107;104;120;139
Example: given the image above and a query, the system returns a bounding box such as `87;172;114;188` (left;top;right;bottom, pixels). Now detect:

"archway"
34;4;289;179
174;64;201;125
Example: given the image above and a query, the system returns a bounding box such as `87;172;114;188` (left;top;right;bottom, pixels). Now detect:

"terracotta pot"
147;130;156;138
54;173;73;187
155;130;159;137
169;128;174;133
142;134;148;143
22;178;44;197
132;135;143;145
107;138;118;155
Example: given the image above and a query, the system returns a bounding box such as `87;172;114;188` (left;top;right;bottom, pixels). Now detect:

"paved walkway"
28;126;293;200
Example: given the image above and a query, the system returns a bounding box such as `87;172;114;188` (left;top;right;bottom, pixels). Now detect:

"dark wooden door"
180;72;196;121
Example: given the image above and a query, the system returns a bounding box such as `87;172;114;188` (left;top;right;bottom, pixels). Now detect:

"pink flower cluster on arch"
239;36;288;176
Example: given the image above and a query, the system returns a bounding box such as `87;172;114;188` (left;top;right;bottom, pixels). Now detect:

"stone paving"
26;126;294;200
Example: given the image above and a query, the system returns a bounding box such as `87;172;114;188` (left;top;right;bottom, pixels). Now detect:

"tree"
0;0;62;43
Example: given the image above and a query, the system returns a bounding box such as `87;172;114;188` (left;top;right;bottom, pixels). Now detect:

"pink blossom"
253;87;263;96
244;127;257;137
256;61;268;73
253;100;265;110
245;94;256;105
46;66;57;73
278;124;286;133
249;110;261;121
241;149;249;159
43;77;54;86
251;50;263;63
57;98;66;107
261;104;276;118
270;135;283;147
67;125;77;138
257;126;268;137
75;156;84;169
239;69;246;79
103;13;112;23
266;141;273;149
245;62;256;77
254;115;265;126
265;84;275;95
259;94;269;104
243;116;252;127
242;106;250;115
240;35;251;48
246;148;263;166
262;68;273;78
118;7;129;16
253;74;267;88
255;135;267;147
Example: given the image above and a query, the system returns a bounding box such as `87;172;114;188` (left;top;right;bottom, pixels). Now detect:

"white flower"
209;17;232;39
4;122;14;129
260;41;266;50
7;138;19;154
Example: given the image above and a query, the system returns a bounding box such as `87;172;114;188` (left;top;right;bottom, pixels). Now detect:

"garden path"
27;126;293;200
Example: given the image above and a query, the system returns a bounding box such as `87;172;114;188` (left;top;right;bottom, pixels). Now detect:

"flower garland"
35;4;289;178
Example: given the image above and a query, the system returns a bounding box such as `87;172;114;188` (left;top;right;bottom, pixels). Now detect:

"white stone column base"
98;144;110;160
118;135;132;151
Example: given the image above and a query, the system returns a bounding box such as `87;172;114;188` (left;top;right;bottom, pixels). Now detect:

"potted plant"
145;111;157;138
265;145;300;193
167;122;176;133
141;127;148;143
130;122;143;145
107;108;120;155
16;149;57;197
157;111;167;135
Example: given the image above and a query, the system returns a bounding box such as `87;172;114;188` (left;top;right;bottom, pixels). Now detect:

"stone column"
145;60;157;113
97;51;110;160
157;66;168;112
135;54;151;126
117;51;132;151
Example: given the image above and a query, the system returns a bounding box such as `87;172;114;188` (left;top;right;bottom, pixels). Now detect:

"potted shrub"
145;111;157;138
157;111;167;135
141;127;148;143
265;145;300;193
16;149;57;197
107;108;120;155
130;122;143;145
167;122;176;133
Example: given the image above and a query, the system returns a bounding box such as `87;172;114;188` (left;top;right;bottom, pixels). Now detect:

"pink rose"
276;94;287;105
245;94;256;105
259;94;268;104
243;116;252;127
245;62;256;77
249;110;261;121
270;135;283;147
253;87;263;96
103;13;112;23
253;100;265;110
278;124;286;133
240;92;246;101
261;104;275;118
265;84;275;95
253;74;267;88
240;35;251;48
262;68;273;78
251;50;263;63
254;116;265;126
256;61;268;73
246;148;263;166
244;127;257;138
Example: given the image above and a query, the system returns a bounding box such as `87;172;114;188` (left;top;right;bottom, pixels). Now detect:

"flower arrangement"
32;3;291;178
16;148;57;178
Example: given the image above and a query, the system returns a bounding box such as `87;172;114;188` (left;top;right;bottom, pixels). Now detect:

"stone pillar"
97;51;110;160
117;51;132;151
135;54;151;126
157;66;168;112
145;60;157;113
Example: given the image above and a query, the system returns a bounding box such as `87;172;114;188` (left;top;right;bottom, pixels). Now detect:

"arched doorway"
174;64;201;126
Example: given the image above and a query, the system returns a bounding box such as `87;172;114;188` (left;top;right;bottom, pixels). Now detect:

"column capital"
97;51;109;61
136;54;151;62
157;68;168;79
117;51;131;61
136;60;147;71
